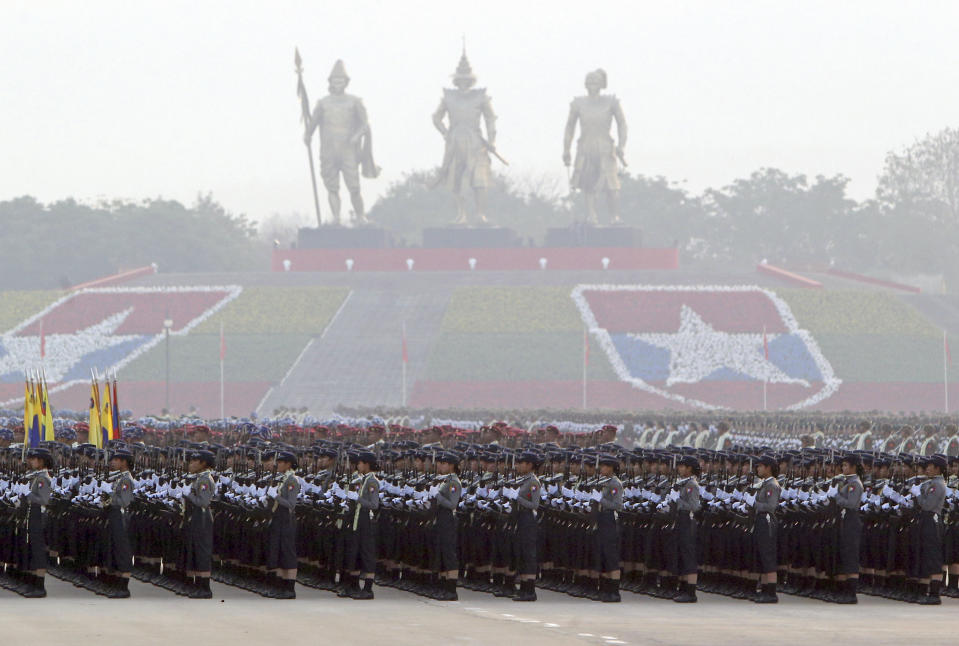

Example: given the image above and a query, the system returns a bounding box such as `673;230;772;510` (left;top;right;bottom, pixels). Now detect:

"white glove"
267;486;278;498
347;490;359;501
590;490;602;502
909;484;922;497
667;489;680;502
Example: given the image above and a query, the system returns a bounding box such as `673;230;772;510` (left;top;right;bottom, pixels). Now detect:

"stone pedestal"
297;226;393;249
545;225;643;248
422;227;520;248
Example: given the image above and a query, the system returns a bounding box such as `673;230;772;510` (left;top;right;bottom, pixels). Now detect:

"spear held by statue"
295;48;323;226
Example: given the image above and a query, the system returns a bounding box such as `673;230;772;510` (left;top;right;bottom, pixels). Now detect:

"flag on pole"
41;378;55;441
23;377;33;444
112;376;121;440
101;379;114;444
28;380;41;447
89;378;103;448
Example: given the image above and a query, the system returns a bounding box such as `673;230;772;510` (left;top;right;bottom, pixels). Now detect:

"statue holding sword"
432;48;504;225
563;68;628;225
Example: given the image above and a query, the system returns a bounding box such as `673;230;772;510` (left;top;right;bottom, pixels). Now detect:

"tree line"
1;127;956;290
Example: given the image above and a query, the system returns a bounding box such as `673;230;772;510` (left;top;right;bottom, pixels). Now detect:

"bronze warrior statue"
563;69;628;224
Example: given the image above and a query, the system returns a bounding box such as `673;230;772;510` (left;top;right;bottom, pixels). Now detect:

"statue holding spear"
297;49;380;226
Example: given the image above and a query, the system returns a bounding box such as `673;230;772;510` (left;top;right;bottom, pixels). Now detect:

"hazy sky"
2;1;957;224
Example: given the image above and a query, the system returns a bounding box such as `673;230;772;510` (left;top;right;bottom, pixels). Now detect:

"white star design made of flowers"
629;305;810;388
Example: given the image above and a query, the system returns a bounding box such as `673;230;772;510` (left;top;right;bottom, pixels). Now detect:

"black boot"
835;578;857;604
352;577;374;600
110;575;132;599
601;577;621;603
22;573;47;598
918;580;942;605
274;577;296;600
337;574;357;598
513;579;537;602
673;581;697;603
494;575;516;598
189;576;213;599
944;575;959;598
660;575;678;599
440;577;458;601
754;582;778;604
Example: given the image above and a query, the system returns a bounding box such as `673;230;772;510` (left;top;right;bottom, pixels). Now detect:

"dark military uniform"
183;469;215;573
267;469;300;571
835;474;864;576
513;473;541;576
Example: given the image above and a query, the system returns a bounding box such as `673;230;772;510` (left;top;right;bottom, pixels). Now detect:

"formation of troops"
0;418;957;606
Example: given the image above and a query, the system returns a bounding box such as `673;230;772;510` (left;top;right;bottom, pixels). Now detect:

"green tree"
367;170;567;243
0;194;262;290
878;127;959;224
703;168;856;268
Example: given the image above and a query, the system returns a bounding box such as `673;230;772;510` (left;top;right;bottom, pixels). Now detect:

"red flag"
39;317;45;359
220;320;226;361
112;378;122;440
402;324;408;364
763;326;769;360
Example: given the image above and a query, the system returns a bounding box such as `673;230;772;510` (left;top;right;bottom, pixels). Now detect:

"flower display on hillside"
0;286;242;406
571;285;841;410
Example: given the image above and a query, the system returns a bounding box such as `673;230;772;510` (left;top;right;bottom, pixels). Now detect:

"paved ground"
1;577;956;646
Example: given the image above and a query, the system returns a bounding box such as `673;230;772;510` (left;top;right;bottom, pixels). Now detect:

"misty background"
2;1;959;288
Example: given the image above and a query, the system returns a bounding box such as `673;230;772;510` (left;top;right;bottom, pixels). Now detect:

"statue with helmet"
432;49;500;225
563;69;628;224
302;59;380;226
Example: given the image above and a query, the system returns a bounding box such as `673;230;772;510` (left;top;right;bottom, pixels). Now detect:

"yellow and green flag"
89;379;103;448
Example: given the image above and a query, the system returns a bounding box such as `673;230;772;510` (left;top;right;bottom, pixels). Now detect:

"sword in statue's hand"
480;137;509;166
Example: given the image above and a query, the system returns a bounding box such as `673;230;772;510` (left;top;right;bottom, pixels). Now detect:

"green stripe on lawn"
440;287;582;333
777;289;939;336
120;334;310;382
0;290;63;331
191;286;349;334
815;333;957;383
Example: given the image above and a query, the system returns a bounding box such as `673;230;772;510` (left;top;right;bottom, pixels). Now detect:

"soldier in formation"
0;422;957;607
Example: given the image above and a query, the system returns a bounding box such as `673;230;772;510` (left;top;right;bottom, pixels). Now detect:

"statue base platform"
422;227;520;248
545;225;643;248
297;226;392;249
272;246;678;272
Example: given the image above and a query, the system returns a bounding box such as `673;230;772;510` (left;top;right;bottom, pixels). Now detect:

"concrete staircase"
901;294;959;336
256;287;452;416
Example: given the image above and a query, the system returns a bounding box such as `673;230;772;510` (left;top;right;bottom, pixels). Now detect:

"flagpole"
582;327;588;410
762;325;768;411
944;329;949;413
220;320;225;422
401;322;408;407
